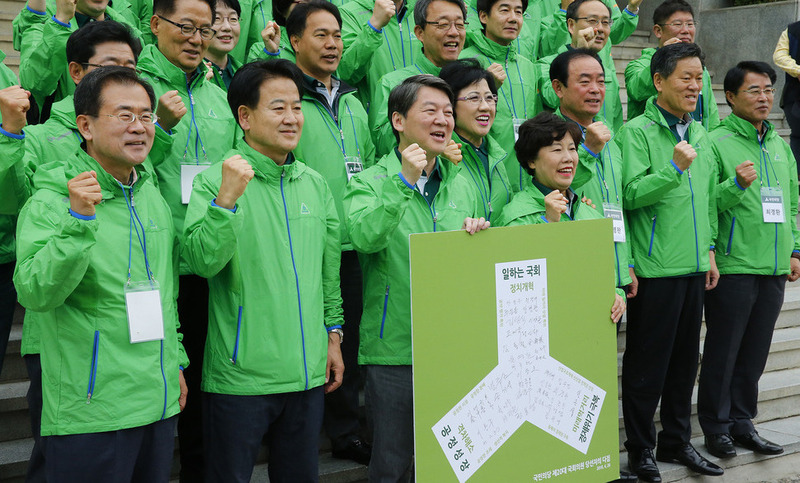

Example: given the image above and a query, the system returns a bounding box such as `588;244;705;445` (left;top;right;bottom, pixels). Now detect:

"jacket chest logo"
449;201;457;209
300;203;310;215
208;108;217;118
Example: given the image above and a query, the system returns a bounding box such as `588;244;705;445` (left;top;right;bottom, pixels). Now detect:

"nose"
128;117;147;133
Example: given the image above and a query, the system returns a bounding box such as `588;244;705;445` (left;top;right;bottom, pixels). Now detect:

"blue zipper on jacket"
380;285;390;338
87;330;99;403
726;217;736;255
231;306;243;364
281;171;310;390
687;169;700;272
648;215;656;256
159;340;167;420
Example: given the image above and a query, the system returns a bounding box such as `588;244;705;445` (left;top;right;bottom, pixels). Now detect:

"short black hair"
74;66;156;118
388;74;455;143
272;0;295;25
515;112;582;178
723;61;777;107
66;20;142;65
413;0;467;28
439;58;498;113
286;0;342;40
216;0;241;17
653;0;693;25
227;59;304;125
475;0;528;19
650;42;704;80
566;0;611;21
549;48;603;85
153;0;216;22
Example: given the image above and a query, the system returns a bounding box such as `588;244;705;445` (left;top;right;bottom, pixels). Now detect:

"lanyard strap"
183;79;208;163
119;181;153;282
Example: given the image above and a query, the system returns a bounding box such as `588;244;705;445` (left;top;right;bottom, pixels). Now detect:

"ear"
150;15;159;36
725;90;736;109
414;24;424;42
653;24;662;40
552;79;565;100
76;114;93;141
567;18;576;36
478;10;489;26
238;105;251;132
290;34;300;53
68;62;86;85
391;111;405;135
527;159;536;173
653;72;663;93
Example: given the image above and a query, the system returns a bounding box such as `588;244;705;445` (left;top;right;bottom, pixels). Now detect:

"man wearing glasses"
12;66;187;481
537;0;625;131
624;0;719;128
369;0;469;156
138;0;236;478
698;61;800;460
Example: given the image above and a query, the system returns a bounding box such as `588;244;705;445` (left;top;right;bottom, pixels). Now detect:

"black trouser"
324;250;363;448
0;261;15;377
203;387;324;483
176;274;210;482
698;274;785;436
622;275;704;450
784;101;800;179
25;353;45;483
44;416;177;483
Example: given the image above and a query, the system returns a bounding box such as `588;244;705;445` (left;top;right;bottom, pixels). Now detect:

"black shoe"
704;433;736;458
732;431;784;455
627;447;661;482
332;437;371;466
610;470;639;482
656;443;723;476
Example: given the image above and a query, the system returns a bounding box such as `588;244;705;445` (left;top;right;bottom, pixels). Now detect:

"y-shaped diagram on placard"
431;259;606;482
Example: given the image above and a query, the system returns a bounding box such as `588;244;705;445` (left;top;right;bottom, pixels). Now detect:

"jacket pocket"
87;330;99;403
380;285;389;339
648;215;657;257
725;217;736;255
230;306;243;364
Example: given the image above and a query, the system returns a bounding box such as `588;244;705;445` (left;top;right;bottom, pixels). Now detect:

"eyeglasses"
741;87;776;96
105;111;158;125
424;19;468;31
214;15;240;25
575;16;612;28
456;94;498;106
81;63;139;73
157;15;217;40
658;20;697;29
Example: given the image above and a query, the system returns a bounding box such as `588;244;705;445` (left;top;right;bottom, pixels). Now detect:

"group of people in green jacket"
0;0;798;480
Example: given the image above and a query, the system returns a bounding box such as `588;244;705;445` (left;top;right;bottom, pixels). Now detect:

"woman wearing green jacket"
440;58;513;224
498;112;625;322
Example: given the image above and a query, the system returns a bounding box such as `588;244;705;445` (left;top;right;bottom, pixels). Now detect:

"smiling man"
624;0;719;128
369;0;468;156
698;61;800;461
345;75;488;481
13;66;187;482
287;0;376;465
460;0;542;191
618;42;722;482
182;59;345;483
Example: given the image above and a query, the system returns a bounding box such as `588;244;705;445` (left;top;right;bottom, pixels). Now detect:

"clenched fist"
400;143;427;186
68;171;103;217
544;189;568;223
0;85;31;135
370;0;396;30
261;21;281;54
734;160;757;189
156;90;187;132
441;139;462;165
583;121;611;155
487;63;506;88
216;155;254;209
575;26;597;49
672;140;696;172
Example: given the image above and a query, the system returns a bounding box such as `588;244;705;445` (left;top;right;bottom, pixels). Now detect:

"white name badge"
181;164;210;204
344;155;363;182
513;118;524;142
125;280;165;343
761;186;785;223
603;202;626;242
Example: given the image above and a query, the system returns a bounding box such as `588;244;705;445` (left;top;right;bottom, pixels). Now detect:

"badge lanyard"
758;137;784;223
461;145;492;219
312;99;363;180
384;14;413;70
119;181;153;284
183;78;208;164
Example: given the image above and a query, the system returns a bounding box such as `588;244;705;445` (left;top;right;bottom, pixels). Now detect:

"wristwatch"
329;328;344;344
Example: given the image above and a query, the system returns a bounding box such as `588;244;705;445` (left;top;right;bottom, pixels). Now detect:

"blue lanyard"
119;181;153;282
311;98;362;158
489;54;527;118
461;145;491;219
384;15;413;70
183;77;208;163
759;136;780;189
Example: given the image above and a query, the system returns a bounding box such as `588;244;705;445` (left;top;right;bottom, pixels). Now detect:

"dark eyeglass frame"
157;15;217;40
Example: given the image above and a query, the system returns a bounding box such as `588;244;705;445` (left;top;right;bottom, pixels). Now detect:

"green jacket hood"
235;136;308;181
49;96;78;130
465;29;517;62
137;44;211;88
720;113;776;142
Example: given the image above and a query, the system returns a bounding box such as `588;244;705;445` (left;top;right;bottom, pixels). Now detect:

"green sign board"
410;219;620;482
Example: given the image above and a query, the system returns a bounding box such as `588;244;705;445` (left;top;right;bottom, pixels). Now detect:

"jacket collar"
721;112;774;142
234;136;305;181
467;30;516;62
137;43;209;90
452;131;508;170
414;51;443;75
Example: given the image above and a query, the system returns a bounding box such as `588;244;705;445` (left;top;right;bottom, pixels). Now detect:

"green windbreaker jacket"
711;114;800;275
451;131;512;224
344;151;481;365
183;139;344;395
0;52;19;265
618;97;718;278
14;148;187;437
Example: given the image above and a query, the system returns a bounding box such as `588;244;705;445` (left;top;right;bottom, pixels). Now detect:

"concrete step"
619;415;800;482
1;324;25;384
0;380;30;443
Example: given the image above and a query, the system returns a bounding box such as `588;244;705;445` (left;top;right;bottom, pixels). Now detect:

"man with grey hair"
344;74;488;481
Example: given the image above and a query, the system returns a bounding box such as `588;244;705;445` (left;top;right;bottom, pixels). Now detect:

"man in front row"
13;66;188;481
182;59;345;483
618;42;721;481
344;75;489;481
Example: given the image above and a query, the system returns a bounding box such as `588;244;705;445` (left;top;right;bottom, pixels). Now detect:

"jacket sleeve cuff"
69;208;96;220
397;172;415;190
51;15;71;28
733;177;746;190
0;125;25;139
26;5;46;14
263;47;281;56
540;215;549;223
367;20;382;33
155;121;172;135
623;7;638;16
211;198;237;213
628;264;635;268
326;325;343;331
669;159;683;175
581;143;600;158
